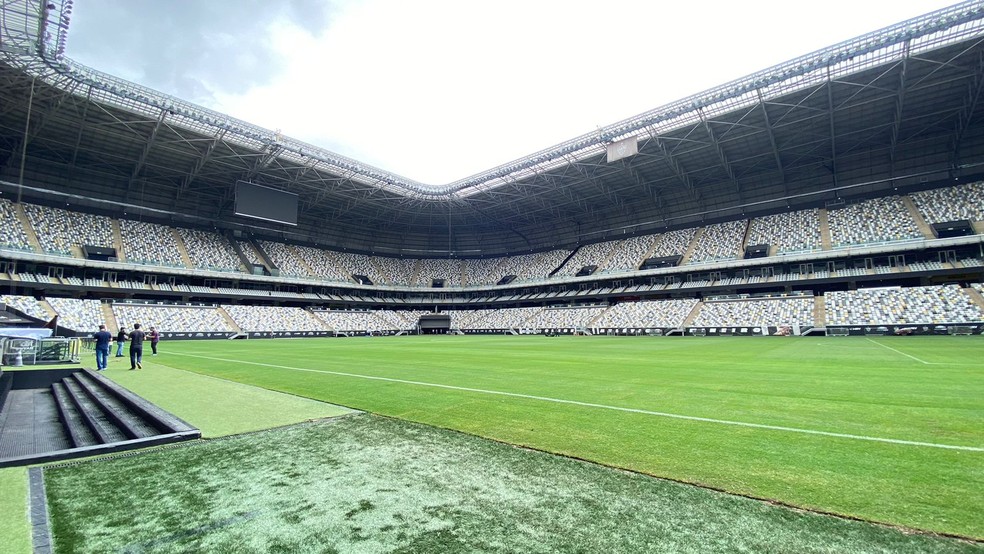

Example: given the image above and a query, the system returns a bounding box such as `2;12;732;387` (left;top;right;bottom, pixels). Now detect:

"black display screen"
235;181;298;226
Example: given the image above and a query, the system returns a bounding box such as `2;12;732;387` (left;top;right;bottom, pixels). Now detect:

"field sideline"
132;334;984;539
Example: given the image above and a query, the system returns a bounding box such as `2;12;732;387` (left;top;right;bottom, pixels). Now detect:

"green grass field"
0;467;31;553
44;415;982;553
31;335;984;551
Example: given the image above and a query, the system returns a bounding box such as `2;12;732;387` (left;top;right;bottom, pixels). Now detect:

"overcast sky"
65;0;960;184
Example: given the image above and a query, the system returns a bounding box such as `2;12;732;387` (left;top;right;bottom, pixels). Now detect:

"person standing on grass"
92;324;112;371
128;323;146;370
115;326;127;357
148;326;160;355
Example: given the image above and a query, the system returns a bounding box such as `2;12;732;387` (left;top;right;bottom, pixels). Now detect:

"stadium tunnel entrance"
418;314;451;334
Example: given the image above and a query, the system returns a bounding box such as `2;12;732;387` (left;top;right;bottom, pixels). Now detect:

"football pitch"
38;335;984;551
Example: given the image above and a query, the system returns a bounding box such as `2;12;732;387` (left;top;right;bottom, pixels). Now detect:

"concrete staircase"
111;219;125;261
230;240;258;274
679;228;704;265
38;299;58;320
290;244;318;277
170;229;194;269
370;257;389;284
249;239;278;274
595;241;625;272
818;209;832;250
641;235;662;261
483;258;508;286
13;203;42;253
683;301;704;326
517;308;542;330
101;303;120;333
216;306;244;333
814;296;827;327
963;287;984;311
586;307;611;328
739;219;752;253
901;196;935;239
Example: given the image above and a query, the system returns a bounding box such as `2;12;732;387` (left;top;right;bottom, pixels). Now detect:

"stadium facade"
1;0;984;333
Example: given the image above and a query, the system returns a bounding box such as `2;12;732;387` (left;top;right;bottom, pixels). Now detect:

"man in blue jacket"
92;324;112;371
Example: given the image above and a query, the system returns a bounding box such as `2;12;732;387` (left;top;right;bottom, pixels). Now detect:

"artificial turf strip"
0;467;32;554
97;359;353;437
153;335;984;538
42;414;982;554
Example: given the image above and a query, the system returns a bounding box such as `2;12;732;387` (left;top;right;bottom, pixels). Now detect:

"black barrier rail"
825;324;984;336
79;330;397;342
245;331;341;339
71;324;984;343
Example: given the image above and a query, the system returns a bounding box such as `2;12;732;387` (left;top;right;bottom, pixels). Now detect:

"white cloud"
109;0;959;183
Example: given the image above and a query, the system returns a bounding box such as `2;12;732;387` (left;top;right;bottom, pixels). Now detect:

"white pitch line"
863;338;938;365
169;351;983;453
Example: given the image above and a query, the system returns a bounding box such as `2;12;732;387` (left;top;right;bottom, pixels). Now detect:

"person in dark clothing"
92;324;112;371
148;326;160;355
128;323;146;370
116;327;127;357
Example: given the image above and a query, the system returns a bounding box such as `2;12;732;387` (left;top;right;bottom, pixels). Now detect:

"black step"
50;382;99;448
71;373;160;439
0;369;201;468
80;370;197;434
60;378;126;444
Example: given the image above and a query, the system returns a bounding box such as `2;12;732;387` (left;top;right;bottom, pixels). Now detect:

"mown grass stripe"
170;351;984;452
863;338;941;364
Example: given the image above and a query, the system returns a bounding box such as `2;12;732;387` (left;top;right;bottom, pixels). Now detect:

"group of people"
91;324;160;371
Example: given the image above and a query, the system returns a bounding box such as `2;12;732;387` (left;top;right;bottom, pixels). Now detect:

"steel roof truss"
454;196;515;233
0;75;76;170
698;107;742;201
621;161;667;220
568;184;605;222
170;129;226;210
890;41;911;167
908;36;984;90
242;144;282;182
767;85;830;128
755;90;787;193
826;66;838;188
86;102;159;141
951;49;984;167
572;159;624;213
904;104;976;146
126;108;165;182
648;131;701;207
703;104;761;142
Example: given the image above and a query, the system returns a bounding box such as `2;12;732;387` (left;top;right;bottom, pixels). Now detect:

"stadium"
0;0;982;552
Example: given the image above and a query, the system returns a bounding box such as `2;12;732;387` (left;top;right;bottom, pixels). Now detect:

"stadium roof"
2;0;984;256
